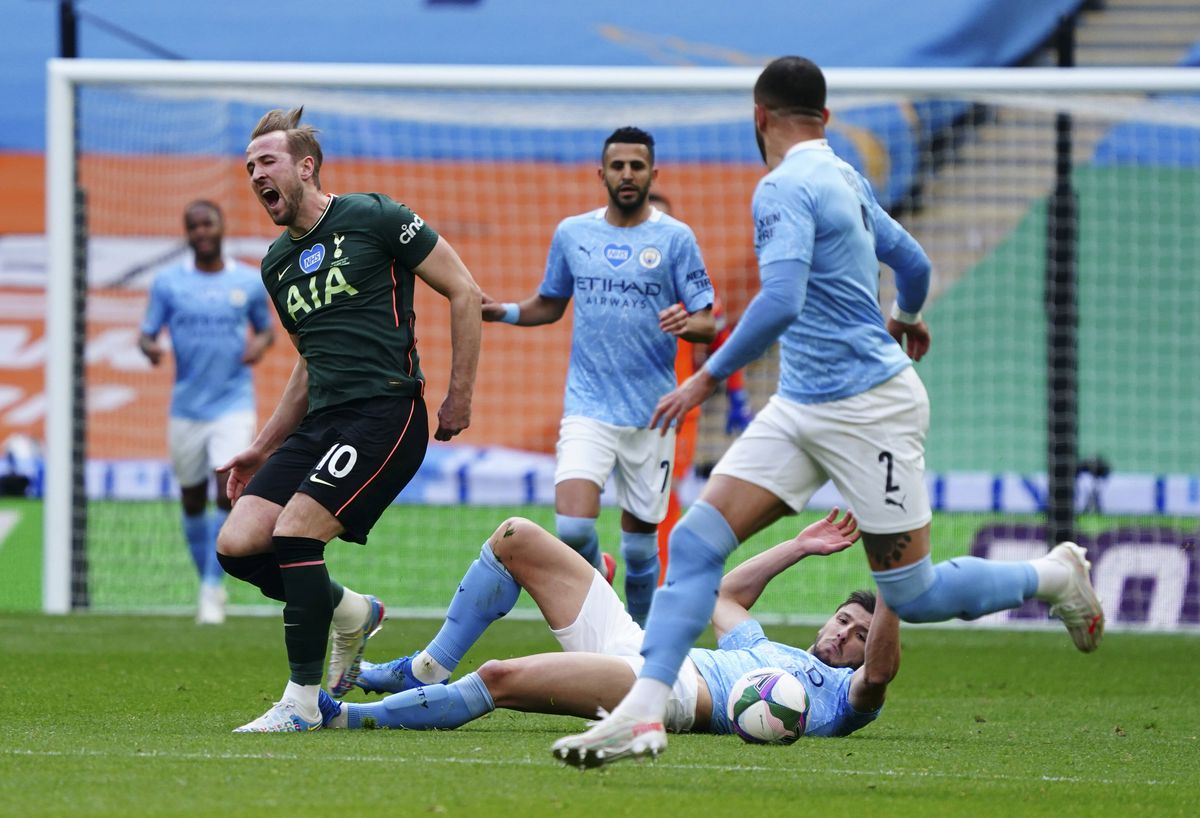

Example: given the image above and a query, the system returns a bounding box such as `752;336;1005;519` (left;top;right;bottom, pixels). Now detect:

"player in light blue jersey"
554;56;1105;768
482;127;716;626
319;509;898;746
140;200;274;625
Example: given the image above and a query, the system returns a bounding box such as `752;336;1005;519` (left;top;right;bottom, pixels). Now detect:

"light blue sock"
345;672;494;730
639;501;738;684
620;530;660;627
182;512;209;578
424;543;521;671
556;514;602;571
202;508;229;586
873;554;1038;623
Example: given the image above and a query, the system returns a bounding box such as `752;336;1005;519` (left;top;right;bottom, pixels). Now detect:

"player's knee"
488;516;536;558
475;658;519;704
555;514;597;551
215;525;239;556
666;502;736;569
216;523;261;557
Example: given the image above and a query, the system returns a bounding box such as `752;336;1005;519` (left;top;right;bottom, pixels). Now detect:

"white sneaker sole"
552;722;666;769
1048;542;1104;653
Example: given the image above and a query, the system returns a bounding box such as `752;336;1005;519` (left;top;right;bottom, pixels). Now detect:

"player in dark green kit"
218;108;482;733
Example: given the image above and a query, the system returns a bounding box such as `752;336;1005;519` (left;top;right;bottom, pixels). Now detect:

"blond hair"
250;107;324;188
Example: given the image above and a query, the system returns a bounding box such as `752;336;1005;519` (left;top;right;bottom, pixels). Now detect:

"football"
726;667;809;745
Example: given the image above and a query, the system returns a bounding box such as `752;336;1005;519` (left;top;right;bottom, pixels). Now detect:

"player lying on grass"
317;509;901;744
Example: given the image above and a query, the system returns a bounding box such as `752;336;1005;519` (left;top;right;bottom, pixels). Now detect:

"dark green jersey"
260;193;439;411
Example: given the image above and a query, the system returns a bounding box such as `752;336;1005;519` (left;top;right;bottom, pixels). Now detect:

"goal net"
43;60;1200;631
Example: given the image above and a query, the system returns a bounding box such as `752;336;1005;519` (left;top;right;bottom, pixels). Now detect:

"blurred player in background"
482;128;716;627
553;56;1105;768
333;510;897;749
139;200;274;625
219;107;482;733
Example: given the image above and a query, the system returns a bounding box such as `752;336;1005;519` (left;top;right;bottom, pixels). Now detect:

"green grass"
1;614;1197;817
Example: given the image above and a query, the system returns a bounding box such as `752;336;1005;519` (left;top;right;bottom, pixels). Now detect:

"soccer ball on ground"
726;666;809;745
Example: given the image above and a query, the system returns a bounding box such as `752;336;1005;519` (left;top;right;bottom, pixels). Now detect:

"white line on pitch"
0;747;1181;787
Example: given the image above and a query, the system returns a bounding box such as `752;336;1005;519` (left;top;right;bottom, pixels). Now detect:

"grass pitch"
1;614;1197;818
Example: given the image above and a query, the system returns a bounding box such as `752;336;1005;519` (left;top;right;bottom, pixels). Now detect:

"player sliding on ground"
317;509;899;750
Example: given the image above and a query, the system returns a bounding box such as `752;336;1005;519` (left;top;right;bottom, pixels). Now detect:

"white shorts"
551;572;699;733
555;415;675;524
712;367;932;533
167;410;256;487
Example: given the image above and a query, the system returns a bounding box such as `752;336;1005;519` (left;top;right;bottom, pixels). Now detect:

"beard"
606;181;650;215
259;176;303;227
755;125;767;165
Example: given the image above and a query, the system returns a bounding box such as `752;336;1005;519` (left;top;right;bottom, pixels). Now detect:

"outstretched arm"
481;291;569;326
847;594;900;713
711;509;859;640
415;236;483;441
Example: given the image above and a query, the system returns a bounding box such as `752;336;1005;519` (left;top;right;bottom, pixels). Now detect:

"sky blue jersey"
539;207;713;426
753;139;930;403
689;619;880;738
141;259;272;421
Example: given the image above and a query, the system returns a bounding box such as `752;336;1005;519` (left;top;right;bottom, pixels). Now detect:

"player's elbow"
862;656;900;687
454;276;483;308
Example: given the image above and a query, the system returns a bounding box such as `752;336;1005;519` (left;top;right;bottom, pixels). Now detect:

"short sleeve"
141;274;169;336
753;180;815;269
378;196;439;268
716;619;770;651
672;230;713;312
538;224;574;299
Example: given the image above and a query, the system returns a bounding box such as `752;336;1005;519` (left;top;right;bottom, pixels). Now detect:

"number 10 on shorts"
316;443;359;479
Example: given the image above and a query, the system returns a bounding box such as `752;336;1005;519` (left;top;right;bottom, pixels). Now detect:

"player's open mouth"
261;188;280;206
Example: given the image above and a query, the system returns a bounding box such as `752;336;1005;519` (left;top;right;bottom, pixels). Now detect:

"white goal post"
44;60;1200;630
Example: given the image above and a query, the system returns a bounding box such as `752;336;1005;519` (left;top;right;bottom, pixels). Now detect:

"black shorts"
245;395;429;544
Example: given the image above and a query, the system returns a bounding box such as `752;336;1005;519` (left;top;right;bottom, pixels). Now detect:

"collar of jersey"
289;194;337;242
589;205;663;225
783;139;831;160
